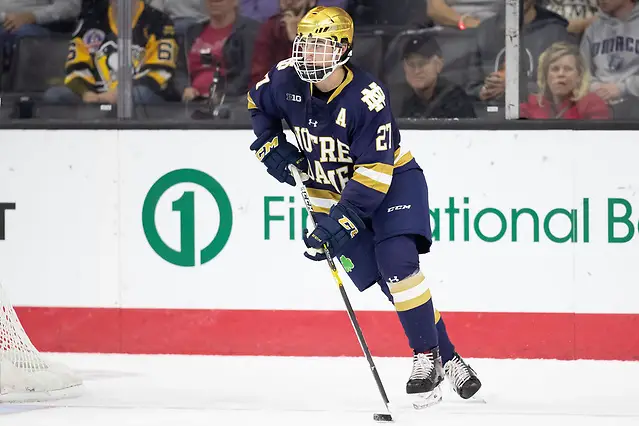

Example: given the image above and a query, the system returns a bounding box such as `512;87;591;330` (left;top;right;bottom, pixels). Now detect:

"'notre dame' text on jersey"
64;2;178;95
248;59;419;219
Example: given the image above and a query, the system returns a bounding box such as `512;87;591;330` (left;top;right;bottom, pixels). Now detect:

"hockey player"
247;6;481;406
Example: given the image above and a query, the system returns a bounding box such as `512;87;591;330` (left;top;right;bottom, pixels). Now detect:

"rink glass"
0;1;630;125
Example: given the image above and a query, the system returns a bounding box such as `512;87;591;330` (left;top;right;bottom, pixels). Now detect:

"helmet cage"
292;34;352;83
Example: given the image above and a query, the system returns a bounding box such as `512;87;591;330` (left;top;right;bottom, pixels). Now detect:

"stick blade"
373;412;394;423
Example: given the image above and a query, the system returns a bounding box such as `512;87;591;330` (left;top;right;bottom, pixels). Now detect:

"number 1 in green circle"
172;191;195;265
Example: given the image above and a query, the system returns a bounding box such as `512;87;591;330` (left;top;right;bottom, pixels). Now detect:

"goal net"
0;282;82;401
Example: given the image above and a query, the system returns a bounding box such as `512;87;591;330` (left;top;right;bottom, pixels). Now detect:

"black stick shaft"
336;275;392;408
289;165;392;415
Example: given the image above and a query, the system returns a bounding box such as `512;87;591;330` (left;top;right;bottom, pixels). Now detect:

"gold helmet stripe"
296;6;354;46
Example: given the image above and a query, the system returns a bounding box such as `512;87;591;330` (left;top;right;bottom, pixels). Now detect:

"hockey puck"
373;413;393;422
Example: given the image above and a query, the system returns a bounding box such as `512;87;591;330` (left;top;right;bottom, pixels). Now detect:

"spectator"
398;34;476;118
465;0;576;104
520;41;610;118
250;0;316;87
427;0;497;30
148;0;208;34
180;0;259;102
580;0;639;118
541;0;598;34
43;0;178;104
240;0;344;22
0;0;80;44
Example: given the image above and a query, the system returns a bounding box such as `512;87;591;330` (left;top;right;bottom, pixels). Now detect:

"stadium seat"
6;35;70;94
0;45;6;91
175;31;188;73
350;32;384;79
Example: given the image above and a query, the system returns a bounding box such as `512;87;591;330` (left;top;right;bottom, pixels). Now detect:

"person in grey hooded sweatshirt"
580;0;639;118
465;0;577;106
0;0;80;42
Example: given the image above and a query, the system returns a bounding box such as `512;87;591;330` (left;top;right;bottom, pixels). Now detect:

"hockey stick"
289;165;394;423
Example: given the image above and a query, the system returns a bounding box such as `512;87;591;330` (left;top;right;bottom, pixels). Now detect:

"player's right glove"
303;245;327;261
302;211;327;261
250;132;306;186
302;203;365;259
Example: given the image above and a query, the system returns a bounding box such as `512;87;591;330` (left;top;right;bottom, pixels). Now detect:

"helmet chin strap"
316;52;352;83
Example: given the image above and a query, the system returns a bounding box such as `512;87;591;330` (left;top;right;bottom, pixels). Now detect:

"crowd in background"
0;0;637;120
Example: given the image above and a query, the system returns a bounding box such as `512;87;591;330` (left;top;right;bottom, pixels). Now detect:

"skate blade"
467;391;487;404
411;386;443;410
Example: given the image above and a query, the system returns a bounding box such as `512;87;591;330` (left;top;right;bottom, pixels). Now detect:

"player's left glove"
303;203;365;260
250;132;306;186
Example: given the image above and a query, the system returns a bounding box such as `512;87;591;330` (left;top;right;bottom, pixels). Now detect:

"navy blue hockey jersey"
248;59;419;218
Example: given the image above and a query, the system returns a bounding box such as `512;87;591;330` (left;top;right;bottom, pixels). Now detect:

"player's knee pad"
376;235;430;312
376;235;420;283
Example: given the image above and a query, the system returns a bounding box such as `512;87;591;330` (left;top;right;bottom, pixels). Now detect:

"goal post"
0;282;82;401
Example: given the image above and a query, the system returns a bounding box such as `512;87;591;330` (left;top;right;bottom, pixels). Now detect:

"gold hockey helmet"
292;6;354;83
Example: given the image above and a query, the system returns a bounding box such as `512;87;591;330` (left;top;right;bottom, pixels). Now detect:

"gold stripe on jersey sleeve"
306;187;341;201
352;174;390;194
354;162;394;176
352;162;393;194
307;187;341;214
65;38;92;70
394;147;414;168
247;92;257;110
311;205;330;214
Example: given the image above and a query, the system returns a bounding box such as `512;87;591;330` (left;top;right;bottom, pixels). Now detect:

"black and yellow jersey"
64;2;178;95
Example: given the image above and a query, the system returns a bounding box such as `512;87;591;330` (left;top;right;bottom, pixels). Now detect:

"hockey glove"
303;244;327;261
250;132;306;186
303;203;365;259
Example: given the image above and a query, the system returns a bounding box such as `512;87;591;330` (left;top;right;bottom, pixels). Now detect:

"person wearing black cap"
399;35;476;119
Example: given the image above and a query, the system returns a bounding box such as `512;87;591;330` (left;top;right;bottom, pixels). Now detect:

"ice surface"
1;354;638;425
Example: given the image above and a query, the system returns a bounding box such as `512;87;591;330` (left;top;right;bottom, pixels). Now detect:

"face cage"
292;35;349;83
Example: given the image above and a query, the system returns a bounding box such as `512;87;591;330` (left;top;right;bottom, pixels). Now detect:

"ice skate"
406;347;444;409
444;352;483;401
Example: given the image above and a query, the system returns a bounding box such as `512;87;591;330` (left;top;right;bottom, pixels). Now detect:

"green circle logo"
142;169;233;267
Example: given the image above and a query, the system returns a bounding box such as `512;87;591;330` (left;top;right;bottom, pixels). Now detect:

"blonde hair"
536;42;590;106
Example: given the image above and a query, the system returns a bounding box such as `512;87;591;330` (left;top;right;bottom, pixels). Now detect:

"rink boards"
0;129;637;360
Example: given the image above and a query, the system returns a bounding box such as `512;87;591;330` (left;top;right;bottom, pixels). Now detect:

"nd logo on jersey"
361;82;386;112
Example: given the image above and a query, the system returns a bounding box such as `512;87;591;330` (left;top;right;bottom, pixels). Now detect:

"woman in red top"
520;42;611;119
